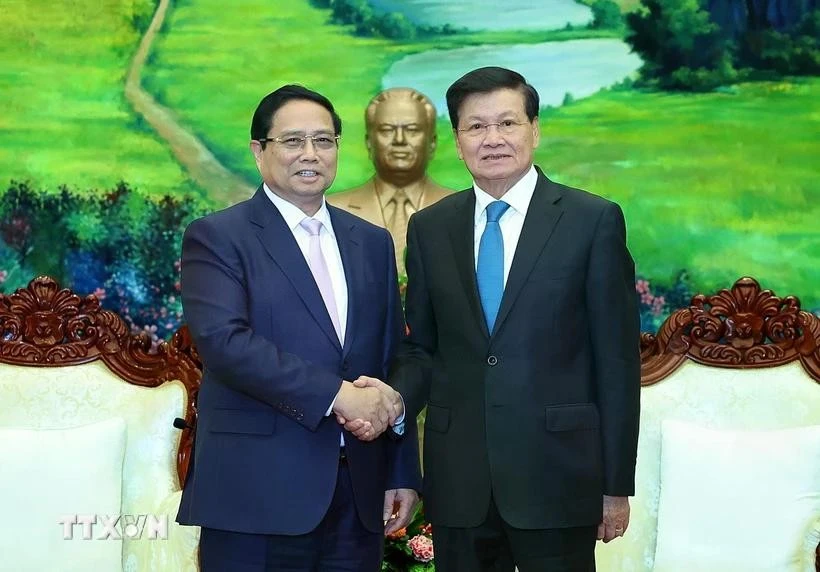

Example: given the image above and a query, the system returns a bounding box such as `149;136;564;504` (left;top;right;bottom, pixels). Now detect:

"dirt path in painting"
125;0;254;205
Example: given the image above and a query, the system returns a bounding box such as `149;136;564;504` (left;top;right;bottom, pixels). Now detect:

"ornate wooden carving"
641;277;820;386
0;276;200;483
642;277;820;572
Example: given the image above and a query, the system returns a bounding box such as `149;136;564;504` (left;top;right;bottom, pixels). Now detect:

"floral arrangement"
382;504;435;571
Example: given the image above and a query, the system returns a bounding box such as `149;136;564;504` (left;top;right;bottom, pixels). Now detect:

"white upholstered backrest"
0;361;187;565
596;361;820;571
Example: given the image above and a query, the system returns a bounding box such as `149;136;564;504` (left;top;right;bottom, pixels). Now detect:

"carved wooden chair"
0;277;201;571
596;277;820;572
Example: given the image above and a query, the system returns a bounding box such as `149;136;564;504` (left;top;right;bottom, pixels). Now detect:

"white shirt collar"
473;165;538;224
263;184;335;237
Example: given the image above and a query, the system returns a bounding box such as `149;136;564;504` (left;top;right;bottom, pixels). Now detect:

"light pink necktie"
300;218;342;341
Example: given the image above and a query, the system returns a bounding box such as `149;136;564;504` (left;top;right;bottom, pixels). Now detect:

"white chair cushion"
0;362;187;567
653;420;820;572
596;361;820;572
0;418;126;572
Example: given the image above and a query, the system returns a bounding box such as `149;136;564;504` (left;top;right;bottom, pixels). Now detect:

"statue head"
365;88;437;186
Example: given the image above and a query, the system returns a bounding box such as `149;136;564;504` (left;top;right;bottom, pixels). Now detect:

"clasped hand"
332;376;403;441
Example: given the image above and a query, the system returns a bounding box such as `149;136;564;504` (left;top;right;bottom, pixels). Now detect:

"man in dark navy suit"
177;85;420;571
382;67;641;571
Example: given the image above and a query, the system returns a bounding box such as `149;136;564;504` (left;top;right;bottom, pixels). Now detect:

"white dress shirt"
473;165;538;286
263;185;404;437
263;184;348;344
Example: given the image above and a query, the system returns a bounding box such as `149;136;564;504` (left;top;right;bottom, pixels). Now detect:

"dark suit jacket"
177;188;421;535
390;167;640;529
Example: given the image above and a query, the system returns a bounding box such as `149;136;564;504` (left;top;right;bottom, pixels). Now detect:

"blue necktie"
476;201;510;333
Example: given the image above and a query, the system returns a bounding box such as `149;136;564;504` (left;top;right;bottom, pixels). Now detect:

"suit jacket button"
487;355;498;366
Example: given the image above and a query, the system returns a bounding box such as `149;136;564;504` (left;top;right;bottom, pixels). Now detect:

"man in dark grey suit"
360;67;641;571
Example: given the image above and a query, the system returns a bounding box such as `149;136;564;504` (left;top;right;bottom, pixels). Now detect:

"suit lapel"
249;189;342;352
493;172;564;337
447;191;490;340
328;206;362;359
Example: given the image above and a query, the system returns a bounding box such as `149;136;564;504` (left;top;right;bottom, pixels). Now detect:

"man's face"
251;99;338;213
368;96;434;180
454;88;539;191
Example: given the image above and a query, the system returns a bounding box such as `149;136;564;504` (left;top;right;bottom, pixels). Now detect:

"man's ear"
250;140;263;163
453;131;464;161
428;133;437;157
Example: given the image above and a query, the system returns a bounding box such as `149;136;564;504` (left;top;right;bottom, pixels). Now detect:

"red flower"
408;534;434;563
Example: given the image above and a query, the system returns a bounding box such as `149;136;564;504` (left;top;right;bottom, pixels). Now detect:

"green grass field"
144;0;819;307
533;80;820;307
0;0;817;309
424;81;820;308
142;0;620;192
0;0;203;198
142;0;412;191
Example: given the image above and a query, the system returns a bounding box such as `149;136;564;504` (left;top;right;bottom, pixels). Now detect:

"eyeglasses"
258;134;340;151
457;120;526;138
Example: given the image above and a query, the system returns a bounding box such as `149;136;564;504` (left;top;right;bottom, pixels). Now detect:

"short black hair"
445;66;539;129
250;85;342;148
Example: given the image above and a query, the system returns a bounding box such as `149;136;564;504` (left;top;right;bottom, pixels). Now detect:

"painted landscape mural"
1;0;818;343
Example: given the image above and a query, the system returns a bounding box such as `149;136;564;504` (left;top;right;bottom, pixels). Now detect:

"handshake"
332;376;403;442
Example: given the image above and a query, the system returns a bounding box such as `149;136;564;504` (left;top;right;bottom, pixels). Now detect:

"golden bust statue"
328;87;451;274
